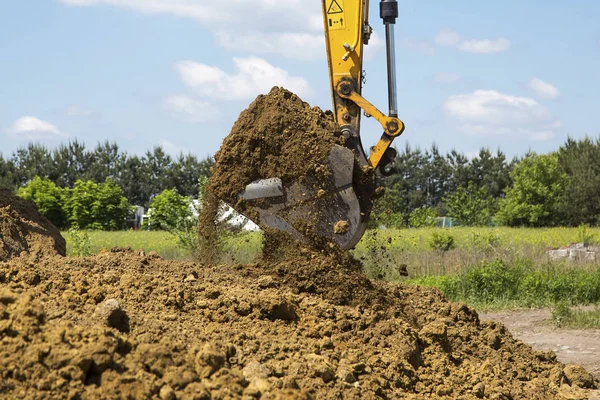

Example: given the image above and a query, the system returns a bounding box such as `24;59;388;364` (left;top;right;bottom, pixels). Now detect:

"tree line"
376;136;600;228
2;136;600;230
0;140;213;208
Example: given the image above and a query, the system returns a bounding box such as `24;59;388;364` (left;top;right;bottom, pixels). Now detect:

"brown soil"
1;247;597;399
0;189;66;261
208;87;342;207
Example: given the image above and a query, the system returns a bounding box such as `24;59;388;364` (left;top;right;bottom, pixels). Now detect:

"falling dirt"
0;189;66;261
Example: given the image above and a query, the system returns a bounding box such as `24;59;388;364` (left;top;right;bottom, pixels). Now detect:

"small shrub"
65;179;131;230
429;231;455;252
576;223;596;244
68;228;91;257
147;189;192;231
467;230;501;251
551;301;572;327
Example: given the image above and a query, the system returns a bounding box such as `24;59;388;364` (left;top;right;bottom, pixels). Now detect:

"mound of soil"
208;87;342;206
0;248;595;399
0;189;66;261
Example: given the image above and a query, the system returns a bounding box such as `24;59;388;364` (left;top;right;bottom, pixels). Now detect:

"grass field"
64;229;263;262
64;226;600;311
66;226;599;261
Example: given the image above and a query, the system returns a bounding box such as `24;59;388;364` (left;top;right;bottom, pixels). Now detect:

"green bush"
496;152;565;227
17;176;67;228
64;179;131;230
147;189;192;231
444;183;496;226
408;207;437;228
411;259;600;307
576;223;596;244
68;228;92;257
428;231;455;252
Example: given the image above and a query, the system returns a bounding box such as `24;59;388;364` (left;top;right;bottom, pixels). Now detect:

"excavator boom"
218;1;405;249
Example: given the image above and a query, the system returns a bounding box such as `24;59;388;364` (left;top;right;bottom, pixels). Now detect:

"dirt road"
481;309;600;379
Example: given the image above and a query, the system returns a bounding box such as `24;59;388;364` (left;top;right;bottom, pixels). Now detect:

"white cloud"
434;72;460;84
459;38;511;54
527;77;560;100
215;31;324;61
164;95;222;123
435;30;511;54
444;90;561;141
59;0;321;59
175;57;313;101
435;30;461;47
5;116;66;140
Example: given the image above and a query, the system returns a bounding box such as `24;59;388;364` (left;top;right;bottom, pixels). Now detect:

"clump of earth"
207;86;342;207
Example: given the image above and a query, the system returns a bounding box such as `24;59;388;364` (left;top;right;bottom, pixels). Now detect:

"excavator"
223;0;405;249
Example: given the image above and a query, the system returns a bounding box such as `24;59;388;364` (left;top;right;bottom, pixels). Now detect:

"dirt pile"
208;86;341;206
1;248;596;399
0;189;66;261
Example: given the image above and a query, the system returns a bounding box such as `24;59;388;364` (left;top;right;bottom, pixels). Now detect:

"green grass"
65;230;189;259
65;226;595;262
354;226;600;280
64;230;264;262
552;303;600;329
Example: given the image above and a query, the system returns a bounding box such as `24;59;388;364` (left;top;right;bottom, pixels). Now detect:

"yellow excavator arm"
214;1;407;250
322;0;404;173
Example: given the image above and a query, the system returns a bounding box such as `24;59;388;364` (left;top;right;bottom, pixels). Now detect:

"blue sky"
1;0;599;159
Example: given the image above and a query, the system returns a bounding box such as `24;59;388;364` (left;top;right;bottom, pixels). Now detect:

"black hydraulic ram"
380;0;399;119
378;0;400;174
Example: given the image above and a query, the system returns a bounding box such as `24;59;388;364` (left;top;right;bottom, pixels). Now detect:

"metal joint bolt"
339;84;352;96
387;121;399;134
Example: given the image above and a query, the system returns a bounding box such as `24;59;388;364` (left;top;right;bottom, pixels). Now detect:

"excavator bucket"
207;87;378;250
236;144;373;250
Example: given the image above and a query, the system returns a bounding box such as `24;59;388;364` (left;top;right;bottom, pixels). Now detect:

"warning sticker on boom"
326;0;345;31
327;0;343;14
